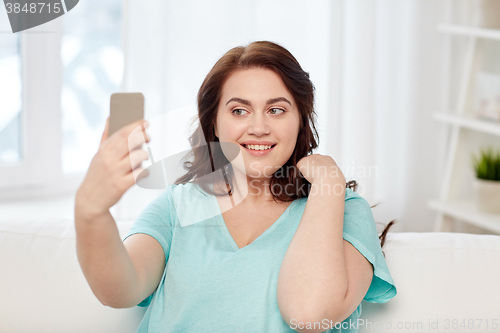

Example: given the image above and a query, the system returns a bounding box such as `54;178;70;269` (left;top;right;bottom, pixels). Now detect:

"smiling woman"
176;41;317;203
75;40;397;333
111;41;398;333
215;68;301;180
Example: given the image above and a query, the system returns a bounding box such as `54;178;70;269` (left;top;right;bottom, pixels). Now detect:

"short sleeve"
342;188;397;303
122;185;176;307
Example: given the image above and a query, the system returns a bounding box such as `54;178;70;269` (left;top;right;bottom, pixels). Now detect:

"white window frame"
0;19;85;200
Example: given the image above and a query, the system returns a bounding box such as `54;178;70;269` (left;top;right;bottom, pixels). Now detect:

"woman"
75;41;397;333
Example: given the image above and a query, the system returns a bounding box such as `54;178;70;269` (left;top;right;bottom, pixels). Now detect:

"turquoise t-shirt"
123;182;397;332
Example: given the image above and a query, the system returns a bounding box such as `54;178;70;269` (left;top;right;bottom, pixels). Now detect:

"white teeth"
244;144;273;151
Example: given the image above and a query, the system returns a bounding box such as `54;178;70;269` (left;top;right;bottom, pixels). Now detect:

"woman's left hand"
296;154;346;185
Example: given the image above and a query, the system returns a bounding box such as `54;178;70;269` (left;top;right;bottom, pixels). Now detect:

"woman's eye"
232;109;247;116
269;108;285;115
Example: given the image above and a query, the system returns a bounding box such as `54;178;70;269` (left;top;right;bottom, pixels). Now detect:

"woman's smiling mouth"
243;144;274;150
239;142;277;156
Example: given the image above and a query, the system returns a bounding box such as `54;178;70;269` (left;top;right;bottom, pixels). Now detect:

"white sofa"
1;218;499;333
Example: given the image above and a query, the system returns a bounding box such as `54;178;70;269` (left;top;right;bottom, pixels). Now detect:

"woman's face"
215;68;301;180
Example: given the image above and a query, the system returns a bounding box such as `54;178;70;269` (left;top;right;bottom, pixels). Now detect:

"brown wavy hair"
175;41;396;248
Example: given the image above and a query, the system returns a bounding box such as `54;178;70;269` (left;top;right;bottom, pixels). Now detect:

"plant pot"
475;0;500;28
472;178;500;214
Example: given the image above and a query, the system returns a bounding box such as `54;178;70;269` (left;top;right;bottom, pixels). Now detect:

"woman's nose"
247;113;270;136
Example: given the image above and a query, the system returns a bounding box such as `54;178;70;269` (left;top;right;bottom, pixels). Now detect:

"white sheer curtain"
329;0;447;232
115;0;447;233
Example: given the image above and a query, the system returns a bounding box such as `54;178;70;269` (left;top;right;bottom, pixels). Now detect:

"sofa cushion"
360;232;500;333
2;219;500;333
0;218;145;333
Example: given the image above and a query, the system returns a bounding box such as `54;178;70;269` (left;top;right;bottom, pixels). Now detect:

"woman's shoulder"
345;187;363;200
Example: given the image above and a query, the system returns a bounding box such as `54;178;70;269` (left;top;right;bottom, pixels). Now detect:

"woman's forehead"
220;68;294;104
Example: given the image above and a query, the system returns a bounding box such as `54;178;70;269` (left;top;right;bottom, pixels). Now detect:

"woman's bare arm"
123;233;166;306
277;176;347;326
75;207;140;308
75;202;166;309
75;117;163;308
277;154;374;333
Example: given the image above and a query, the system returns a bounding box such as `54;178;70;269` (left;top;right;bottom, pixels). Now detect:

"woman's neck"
227;168;275;205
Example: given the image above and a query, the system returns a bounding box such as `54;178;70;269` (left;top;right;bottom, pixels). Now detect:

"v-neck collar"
211;195;297;252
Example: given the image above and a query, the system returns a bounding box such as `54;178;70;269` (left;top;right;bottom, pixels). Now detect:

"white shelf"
433;112;500;136
438;23;500;41
433;6;500;235
428;199;500;234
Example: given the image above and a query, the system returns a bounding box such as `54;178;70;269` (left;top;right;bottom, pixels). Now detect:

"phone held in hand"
109;93;145;136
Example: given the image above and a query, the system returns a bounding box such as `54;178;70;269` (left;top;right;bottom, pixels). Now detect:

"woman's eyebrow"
225;97;291;106
226;97;251;106
267;97;291;106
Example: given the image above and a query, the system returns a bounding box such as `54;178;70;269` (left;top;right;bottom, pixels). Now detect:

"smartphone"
109;92;145;136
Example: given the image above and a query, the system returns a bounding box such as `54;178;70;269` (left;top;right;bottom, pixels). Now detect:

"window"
0;0;123;197
0;25;22;164
61;0;123;174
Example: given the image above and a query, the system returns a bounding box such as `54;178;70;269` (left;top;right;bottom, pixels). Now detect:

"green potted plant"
471;147;500;214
